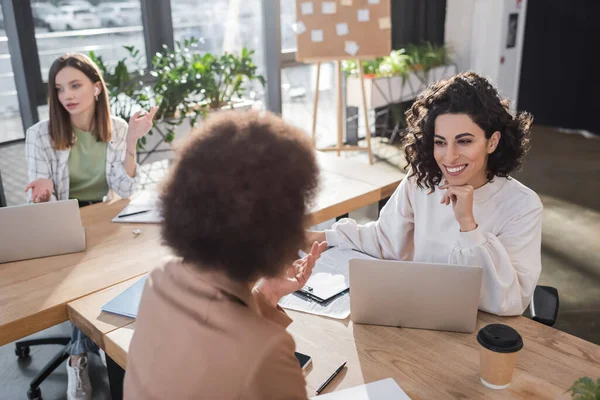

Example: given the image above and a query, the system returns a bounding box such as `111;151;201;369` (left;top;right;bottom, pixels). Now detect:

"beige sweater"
124;257;307;400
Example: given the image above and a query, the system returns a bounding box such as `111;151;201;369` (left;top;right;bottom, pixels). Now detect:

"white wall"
445;0;528;109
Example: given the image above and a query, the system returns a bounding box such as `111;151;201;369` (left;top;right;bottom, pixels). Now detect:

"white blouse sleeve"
449;200;543;316
325;177;415;260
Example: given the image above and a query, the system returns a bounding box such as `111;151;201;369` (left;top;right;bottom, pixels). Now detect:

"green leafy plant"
379;49;411;79
341;42;451;79
568;377;600;400
341;58;384;76
192;47;265;109
90;38;264;154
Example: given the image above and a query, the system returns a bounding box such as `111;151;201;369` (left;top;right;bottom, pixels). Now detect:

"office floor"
0;126;599;399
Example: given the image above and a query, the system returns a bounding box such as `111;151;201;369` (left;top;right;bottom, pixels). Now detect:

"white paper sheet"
378;16;391;29
336;23;349;36
367;0;381;4
311;29;324;42
293;21;307;34
345;41;360;56
112;191;162;224
322;1;336;14
310;378;411;399
279;247;377;319
357;9;370;22
301;2;314;15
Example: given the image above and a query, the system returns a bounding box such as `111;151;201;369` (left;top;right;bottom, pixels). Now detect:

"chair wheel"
27;387;42;400
15;346;30;359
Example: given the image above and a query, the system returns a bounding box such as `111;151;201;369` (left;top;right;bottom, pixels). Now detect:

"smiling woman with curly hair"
308;72;543;317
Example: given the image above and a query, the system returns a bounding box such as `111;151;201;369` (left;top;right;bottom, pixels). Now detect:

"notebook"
310;378;411;399
112;190;162;224
101;276;148;318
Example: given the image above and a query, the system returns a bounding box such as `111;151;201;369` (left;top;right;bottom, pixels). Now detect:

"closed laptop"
0;199;86;264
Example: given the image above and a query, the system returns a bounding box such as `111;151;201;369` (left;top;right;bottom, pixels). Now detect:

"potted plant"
90;38;265;164
568;376;600;400
344;42;456;110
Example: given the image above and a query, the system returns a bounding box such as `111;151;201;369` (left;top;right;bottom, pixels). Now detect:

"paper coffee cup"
477;324;523;389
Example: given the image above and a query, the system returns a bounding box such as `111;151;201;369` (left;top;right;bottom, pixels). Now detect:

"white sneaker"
66;356;92;400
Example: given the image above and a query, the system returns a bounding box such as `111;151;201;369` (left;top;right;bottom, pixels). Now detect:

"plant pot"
137;98;256;165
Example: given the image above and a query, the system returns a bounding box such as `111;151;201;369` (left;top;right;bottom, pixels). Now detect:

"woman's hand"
24;178;53;203
304;230;326;252
256;241;328;307
439;183;478;232
126;106;159;146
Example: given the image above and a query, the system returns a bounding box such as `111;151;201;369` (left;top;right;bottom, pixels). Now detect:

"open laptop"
0;199;86;264
349;259;483;333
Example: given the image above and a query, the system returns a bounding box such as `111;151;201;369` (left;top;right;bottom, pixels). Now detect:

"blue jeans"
69;325;99;356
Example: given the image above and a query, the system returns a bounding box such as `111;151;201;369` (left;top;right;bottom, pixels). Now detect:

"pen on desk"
118;209;150;218
315;361;346;395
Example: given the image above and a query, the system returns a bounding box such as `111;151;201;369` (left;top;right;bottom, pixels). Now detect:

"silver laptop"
350;259;483;333
0;199;86;264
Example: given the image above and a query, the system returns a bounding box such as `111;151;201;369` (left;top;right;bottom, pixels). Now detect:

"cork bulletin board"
294;0;392;62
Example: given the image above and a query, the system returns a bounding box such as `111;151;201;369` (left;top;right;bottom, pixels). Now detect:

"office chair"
15;336;72;400
0;170;7;207
527;285;560;327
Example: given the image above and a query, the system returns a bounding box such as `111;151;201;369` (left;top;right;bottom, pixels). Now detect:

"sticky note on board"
293;21;307;34
322;1;336;14
357;9;370;22
341;0;352;5
345;41;360;56
336;23;349;36
379;17;391;29
368;0;380;4
301;2;313;15
311;29;324;42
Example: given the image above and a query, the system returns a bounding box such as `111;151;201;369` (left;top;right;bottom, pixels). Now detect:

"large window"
32;0;146;80
0;5;24;144
281;63;338;148
280;0;296;52
170;0;266;103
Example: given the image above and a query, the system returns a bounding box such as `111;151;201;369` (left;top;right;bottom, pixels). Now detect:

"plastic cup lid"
477;324;523;353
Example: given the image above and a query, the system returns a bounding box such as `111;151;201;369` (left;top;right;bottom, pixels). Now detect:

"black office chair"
0;170;7;207
525;285;560;327
15;335;72;400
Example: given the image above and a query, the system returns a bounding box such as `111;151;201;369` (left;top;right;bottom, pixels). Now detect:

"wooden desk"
0;155;402;346
101;308;600;399
0;200;168;346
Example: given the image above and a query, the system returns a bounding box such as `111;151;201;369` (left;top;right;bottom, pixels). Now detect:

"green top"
68;126;109;201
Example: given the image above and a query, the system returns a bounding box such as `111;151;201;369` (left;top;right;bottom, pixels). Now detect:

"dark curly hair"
403;71;533;190
159;110;319;283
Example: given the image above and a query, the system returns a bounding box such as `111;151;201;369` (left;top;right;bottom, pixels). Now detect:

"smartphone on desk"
295;351;312;370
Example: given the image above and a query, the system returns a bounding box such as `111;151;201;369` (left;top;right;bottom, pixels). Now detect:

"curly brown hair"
159;110;319;283
403;71;533;190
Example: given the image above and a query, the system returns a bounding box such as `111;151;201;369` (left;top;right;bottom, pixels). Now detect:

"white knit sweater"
325;176;543;316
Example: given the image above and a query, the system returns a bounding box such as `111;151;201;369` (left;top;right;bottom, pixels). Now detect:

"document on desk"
310;378;411;399
112;190;162;223
279;247;378;319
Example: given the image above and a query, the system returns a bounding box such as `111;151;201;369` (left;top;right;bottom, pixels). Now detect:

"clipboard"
295;247;378;303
